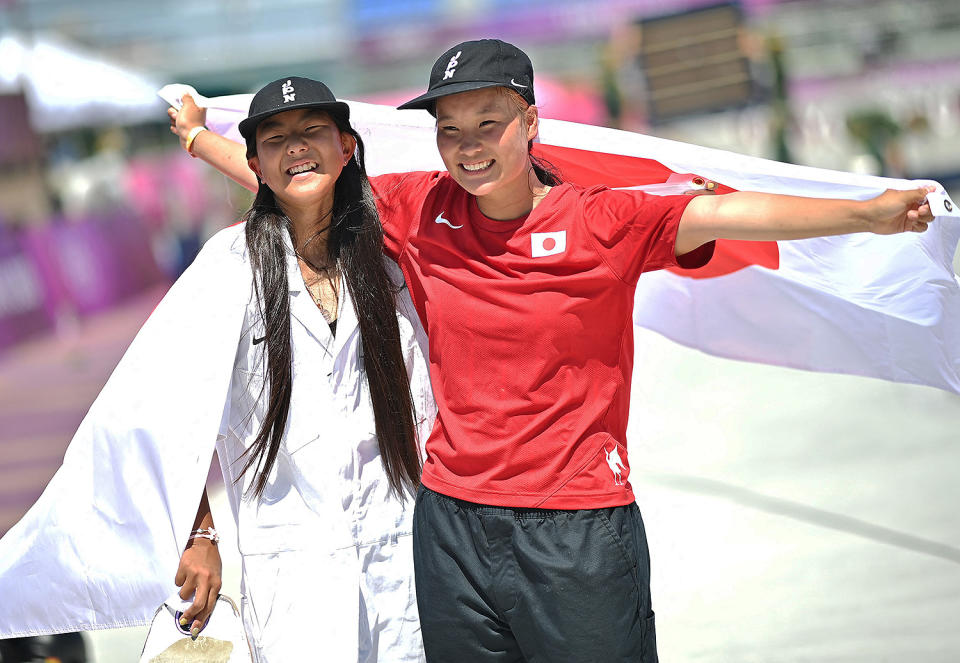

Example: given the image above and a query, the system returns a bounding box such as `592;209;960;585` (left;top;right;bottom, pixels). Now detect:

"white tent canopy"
0;32;162;132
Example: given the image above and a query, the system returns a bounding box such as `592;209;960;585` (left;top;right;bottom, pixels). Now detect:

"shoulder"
371;171;449;226
373;172;461;254
542;182;609;206
177;222;251;296
532;182;607;219
147;224;251;333
370;171;447;199
195;222;248;265
201;221;246;253
569;184;691;223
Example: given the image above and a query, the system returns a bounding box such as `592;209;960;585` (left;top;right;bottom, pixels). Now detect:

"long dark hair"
238;116;420;499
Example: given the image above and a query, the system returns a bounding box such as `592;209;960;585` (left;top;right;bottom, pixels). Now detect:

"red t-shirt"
372;171;713;508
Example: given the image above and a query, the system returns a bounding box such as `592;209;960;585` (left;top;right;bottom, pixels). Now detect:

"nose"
457;130;482;155
286;133;308;154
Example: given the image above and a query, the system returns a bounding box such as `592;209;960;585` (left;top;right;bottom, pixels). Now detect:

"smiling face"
247;108;355;219
434;87;540;219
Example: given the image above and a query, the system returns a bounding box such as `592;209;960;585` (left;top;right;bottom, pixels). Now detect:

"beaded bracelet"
188;526;219;544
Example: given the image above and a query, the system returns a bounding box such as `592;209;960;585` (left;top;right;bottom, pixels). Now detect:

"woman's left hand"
867;185;937;235
175;538;222;637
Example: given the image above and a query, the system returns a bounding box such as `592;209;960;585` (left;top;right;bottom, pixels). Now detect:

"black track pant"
413;486;658;662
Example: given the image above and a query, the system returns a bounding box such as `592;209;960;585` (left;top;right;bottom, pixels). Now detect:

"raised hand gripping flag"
160;85;960;393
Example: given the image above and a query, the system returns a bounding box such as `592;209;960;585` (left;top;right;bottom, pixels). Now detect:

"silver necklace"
299;257;339;323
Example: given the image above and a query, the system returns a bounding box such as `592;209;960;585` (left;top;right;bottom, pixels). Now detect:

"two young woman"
174;39;935;662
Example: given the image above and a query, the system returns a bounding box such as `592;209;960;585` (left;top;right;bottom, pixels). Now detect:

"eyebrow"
258;110;331;135
437;105;502;123
257;118;284;134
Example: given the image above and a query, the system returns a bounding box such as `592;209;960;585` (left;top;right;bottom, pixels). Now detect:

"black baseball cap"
398;39;535;114
239;76;350;140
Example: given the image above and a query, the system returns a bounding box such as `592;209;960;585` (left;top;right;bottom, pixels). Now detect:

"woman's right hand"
164;92;258;191
174;537;223;637
168;94;208;150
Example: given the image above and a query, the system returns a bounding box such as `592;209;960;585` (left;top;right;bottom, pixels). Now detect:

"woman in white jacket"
174;76;434;662
0;76;433;663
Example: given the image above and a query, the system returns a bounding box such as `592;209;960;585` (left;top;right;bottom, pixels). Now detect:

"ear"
341;132;357;164
248;156;262;180
525;105;540;141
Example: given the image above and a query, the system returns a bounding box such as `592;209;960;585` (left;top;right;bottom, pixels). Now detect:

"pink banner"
0;215;166;353
0;231;54;351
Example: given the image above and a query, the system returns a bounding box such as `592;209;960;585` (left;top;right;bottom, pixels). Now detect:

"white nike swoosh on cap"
510;79;528;88
434;212;463;229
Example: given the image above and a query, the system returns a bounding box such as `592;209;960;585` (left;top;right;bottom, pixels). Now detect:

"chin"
288;179;333;196
452;175;499;198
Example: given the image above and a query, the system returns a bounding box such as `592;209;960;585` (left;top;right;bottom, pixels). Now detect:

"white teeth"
287;162;317;175
462;160;492;172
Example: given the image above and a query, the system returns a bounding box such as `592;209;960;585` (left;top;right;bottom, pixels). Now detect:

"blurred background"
1;0;959;661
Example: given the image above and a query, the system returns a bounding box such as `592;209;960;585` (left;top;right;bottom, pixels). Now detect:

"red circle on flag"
543;238;556;251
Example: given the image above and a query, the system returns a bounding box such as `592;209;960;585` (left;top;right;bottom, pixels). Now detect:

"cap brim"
397;81;506;112
239;100;351;140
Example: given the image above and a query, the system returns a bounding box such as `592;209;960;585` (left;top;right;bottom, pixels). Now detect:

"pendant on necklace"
313;292;336;323
314;296;334;323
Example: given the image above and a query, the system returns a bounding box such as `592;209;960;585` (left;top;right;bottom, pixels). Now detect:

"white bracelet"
184;125;207;156
188;527;219;544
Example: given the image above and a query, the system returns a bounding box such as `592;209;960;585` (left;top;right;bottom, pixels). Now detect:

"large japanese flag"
161;86;960;394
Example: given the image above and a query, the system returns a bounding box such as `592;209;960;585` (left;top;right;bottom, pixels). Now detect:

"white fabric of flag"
0;229;249;637
160;85;960;393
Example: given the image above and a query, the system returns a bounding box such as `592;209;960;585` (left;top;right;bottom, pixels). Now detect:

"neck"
279;198;334;255
475;167;551;221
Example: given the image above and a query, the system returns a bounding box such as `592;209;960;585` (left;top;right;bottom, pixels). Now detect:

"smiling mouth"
287;161;318;176
461;159;493;173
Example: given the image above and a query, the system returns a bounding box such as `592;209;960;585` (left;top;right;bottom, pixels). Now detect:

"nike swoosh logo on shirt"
434;212;463;229
253;335;266;345
510;79;528;88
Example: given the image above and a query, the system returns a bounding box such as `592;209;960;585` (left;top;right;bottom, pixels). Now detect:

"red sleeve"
370;171;443;262
582;188;714;284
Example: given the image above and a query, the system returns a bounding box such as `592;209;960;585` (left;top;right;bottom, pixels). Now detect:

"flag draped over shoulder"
0;227;250;637
165;85;960;395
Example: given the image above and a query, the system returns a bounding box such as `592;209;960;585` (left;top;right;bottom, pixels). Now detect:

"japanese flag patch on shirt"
531;231;566;258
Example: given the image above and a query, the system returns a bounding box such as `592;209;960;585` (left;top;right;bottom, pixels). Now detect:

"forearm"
189;130;258;192
678;192;869;253
177;487;222;633
189;487;215;537
706;192;871;239
676;186;933;256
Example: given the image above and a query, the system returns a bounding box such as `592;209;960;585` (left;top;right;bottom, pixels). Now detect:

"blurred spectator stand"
0;226;53;352
0;214;166;355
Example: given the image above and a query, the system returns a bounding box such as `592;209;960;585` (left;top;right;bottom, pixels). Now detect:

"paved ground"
1;289;958;661
0;290;170;536
629;331;960;662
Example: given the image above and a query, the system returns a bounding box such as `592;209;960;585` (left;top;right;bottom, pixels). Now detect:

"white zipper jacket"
0;223;435;662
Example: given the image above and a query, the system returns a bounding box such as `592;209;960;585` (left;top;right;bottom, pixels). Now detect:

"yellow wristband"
184;125;208;156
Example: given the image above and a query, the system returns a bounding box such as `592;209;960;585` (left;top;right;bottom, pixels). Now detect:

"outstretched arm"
168;95;258;192
675;186;936;256
175;488;222;637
